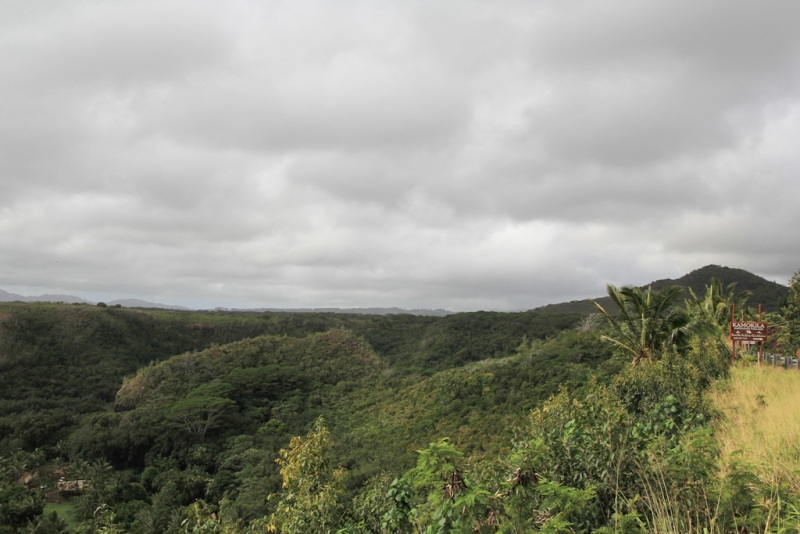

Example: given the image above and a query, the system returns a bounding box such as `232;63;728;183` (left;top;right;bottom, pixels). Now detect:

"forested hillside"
0;304;277;452
534;264;788;314
0;303;580;453
2;268;800;534
0;301;606;533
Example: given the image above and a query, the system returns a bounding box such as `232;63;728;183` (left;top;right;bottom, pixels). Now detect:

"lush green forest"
2;268;800;533
0;304;580;454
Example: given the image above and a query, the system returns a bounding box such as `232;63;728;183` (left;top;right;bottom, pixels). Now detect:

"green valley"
1;266;799;534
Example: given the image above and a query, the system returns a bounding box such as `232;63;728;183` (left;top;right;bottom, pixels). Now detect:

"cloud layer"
1;0;799;310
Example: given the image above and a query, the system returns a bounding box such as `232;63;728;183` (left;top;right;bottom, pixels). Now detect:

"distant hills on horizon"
0;289;448;315
0;264;790;315
224;306;452;316
0;290;190;311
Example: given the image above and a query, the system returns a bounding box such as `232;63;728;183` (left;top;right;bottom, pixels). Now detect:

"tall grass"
710;363;800;490
634;363;800;534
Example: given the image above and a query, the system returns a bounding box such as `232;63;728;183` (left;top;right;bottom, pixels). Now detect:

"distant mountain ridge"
230;306;452;316
0;288;91;304
533;265;789;315
0;289;447;315
0;289;188;310
107;298;191;310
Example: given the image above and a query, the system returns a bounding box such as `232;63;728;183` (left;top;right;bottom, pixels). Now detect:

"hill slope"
534;265;789;314
0;303;580;452
0;303;284;451
67;327;618;491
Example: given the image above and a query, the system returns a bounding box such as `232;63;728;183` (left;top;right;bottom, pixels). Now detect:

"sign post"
758;304;763;365
729;307;768;366
731;304;736;363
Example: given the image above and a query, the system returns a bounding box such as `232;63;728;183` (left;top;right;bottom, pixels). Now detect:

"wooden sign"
729;321;768;342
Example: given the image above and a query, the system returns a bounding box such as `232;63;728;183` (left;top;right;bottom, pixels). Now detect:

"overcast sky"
1;1;799;311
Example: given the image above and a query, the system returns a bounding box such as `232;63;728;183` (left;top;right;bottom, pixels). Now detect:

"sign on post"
729;321;768;342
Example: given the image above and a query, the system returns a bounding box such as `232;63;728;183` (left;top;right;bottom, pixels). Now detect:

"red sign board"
729;321;768;342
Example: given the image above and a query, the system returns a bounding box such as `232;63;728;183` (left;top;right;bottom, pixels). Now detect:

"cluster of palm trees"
591;278;751;365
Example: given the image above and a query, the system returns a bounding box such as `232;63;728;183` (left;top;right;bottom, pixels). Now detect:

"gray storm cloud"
0;0;798;310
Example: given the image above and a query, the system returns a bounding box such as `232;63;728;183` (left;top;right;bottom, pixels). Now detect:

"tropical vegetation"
1;267;800;533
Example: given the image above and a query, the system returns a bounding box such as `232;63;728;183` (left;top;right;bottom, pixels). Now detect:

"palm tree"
686;277;752;337
25;511;70;534
592;284;700;365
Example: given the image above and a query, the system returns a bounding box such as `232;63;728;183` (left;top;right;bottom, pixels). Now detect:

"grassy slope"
710;364;800;486
43;502;79;531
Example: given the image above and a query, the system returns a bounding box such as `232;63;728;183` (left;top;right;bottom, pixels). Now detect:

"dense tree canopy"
780;268;800;355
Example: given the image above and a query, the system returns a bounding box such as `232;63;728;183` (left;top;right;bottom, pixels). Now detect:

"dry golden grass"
710;363;800;488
